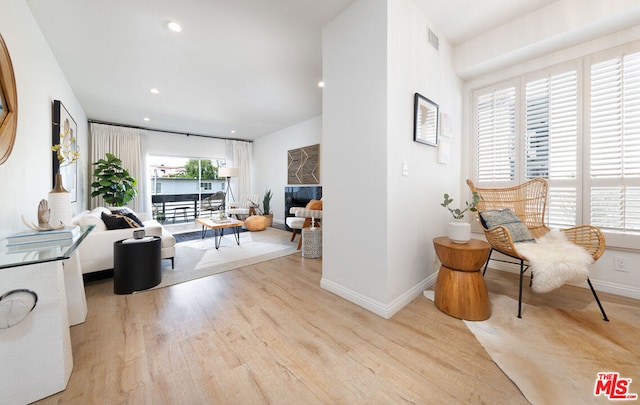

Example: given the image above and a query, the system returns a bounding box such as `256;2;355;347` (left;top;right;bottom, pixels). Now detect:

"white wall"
386;0;463;302
0;0;88;238
322;0;390;307
454;0;640;80
252;116;322;223
461;19;640;299
321;0;462;317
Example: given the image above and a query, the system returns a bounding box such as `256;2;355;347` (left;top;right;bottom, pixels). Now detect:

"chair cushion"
226;208;249;215
479;208;535;243
244;215;268;231
294;209;323;219
286;217;305;229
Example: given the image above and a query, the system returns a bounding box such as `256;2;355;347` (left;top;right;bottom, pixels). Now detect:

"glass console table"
0;225;93;404
0;225;94;269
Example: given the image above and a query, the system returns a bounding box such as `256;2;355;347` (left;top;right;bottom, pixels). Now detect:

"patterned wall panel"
287;144;319;184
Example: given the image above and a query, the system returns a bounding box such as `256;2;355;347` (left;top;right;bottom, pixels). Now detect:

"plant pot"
448;221;471;244
261;213;273;227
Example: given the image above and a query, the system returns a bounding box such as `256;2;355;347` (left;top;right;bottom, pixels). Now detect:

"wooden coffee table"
195;218;245;249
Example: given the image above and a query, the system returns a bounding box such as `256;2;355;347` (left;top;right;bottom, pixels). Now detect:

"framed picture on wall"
413;93;439;146
52;100;78;202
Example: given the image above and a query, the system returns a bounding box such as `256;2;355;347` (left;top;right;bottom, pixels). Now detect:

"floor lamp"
218;167;238;209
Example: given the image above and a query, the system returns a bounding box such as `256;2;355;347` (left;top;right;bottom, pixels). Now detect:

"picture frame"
413;93;439;146
440;111;452;138
52;99;78;202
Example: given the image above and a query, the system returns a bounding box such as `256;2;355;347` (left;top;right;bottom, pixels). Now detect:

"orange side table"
433;237;491;321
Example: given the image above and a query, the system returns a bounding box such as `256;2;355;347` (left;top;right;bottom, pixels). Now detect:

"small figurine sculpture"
20;199;64;231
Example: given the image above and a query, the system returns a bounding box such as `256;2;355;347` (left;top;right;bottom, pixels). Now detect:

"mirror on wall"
0;33;18;165
0;86;6;123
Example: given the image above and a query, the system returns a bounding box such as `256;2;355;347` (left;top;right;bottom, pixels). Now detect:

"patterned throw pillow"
101;212;143;230
479;208;535;243
110;208;144;227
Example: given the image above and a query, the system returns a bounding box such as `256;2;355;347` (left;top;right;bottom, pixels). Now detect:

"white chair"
226;194;259;219
286;207;323;250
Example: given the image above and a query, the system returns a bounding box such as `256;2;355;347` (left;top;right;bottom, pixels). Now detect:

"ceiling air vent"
428;28;439;51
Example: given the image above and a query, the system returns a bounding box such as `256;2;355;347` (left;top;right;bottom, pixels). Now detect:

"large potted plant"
441;191;479;244
261;188;273;226
91;153;137;207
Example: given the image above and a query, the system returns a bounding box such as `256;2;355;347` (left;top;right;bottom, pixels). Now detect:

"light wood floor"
36;255;638;404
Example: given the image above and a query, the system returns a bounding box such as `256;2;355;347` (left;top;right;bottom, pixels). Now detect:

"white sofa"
72;207;176;274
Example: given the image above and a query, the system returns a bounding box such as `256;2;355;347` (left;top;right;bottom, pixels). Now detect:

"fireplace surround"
284;186;322;230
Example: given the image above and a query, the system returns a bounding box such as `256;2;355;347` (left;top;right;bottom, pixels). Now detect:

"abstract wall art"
287;144;319;185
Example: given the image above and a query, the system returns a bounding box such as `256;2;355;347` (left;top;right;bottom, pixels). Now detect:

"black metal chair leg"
587;278;609;321
482;248;493;276
517;259;524;318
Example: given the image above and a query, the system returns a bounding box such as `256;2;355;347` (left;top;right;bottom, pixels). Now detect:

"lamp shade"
218;167;238;177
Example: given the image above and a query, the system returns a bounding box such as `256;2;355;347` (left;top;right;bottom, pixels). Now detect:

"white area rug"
154;227;299;289
424;290;640;404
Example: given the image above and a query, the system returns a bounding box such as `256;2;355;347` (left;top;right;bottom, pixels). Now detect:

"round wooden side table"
433;237;491;321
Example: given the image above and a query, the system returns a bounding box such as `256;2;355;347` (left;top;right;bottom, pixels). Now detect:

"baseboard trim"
320;272;438;319
488;261;640;300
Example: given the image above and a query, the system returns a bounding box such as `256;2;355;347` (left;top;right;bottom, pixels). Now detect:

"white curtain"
90;123;150;216
225;140;252;202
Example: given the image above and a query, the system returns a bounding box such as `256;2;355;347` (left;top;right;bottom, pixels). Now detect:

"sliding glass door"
148;156;225;222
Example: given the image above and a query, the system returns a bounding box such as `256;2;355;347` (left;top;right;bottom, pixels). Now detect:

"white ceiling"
26;0;558;141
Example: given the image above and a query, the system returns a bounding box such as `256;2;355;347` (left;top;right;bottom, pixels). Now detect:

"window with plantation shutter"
474;86;517;182
472;41;640;249
588;51;640;234
525;70;579;228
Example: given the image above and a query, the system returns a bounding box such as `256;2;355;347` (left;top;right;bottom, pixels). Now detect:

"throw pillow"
77;210;107;231
111;208;144;227
101;212;143;230
306;199;322;210
479;208;535;243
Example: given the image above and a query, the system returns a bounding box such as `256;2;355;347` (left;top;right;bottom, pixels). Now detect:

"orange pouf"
244;215;268;231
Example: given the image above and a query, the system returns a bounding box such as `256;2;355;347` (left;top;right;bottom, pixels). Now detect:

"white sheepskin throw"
515;229;593;293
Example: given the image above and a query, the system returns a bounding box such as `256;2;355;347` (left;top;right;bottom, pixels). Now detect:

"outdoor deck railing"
152;193;221;223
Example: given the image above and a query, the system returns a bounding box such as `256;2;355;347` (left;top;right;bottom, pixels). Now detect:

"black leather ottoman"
113;236;161;294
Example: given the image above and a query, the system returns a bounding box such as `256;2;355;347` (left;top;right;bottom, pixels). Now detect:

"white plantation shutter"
472;42;640;248
525;70;578;227
475;86;517;182
548;187;577;227
589;51;640;233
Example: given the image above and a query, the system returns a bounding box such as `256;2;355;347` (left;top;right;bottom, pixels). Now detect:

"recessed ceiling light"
150;88;160;94
318;81;325;88
230;130;236;134
167;21;182;32
143;117;150;122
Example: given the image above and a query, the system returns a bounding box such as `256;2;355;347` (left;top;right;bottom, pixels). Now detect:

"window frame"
584;42;640;249
471;44;640;250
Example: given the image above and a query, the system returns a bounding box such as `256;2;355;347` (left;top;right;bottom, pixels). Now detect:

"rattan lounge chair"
466;178;608;320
